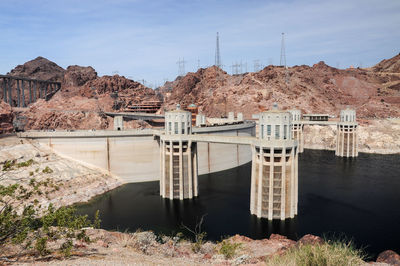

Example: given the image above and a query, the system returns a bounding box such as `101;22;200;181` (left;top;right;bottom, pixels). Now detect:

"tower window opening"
174;122;178;134
275;125;280;139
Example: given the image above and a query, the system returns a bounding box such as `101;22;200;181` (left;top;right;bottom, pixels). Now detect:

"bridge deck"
105;112;165;120
17;129;160;138
301;120;338;126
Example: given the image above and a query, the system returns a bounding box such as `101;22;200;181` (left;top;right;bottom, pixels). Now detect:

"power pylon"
177;58;186;76
254;60;261;72
215;32;222;69
280;33;286;67
280;33;290;85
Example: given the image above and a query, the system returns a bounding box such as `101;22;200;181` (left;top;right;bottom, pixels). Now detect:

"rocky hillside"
372;53;400;73
2;57;159;131
162;54;400;119
8;56;65;82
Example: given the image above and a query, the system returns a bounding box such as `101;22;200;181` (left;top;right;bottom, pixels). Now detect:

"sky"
0;0;399;88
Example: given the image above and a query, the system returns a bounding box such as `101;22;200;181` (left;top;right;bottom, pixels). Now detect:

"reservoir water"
76;149;400;257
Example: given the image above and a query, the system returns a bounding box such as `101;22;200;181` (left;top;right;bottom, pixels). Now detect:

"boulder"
64;65;97;87
376;250;400;265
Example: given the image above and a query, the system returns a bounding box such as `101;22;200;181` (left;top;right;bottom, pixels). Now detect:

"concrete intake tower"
160;106;198;199
336;108;358;157
289;109;304;153
251;105;299;220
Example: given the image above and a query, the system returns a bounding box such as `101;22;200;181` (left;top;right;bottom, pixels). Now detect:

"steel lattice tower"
280;33;286;67
177;58;186;76
215;32;222;68
280;33;290;85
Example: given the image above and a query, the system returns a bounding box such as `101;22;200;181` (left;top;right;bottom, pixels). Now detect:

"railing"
0;74;61;107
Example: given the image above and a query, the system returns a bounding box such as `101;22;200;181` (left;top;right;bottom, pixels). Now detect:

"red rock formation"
373;53;400;73
0;56;160;130
0;101;13;133
8;56;65;82
297;234;325;246
64;65;97;87
162;55;400;119
376;250;400;265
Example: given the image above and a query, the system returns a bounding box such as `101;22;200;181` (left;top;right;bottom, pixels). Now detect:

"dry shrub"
266;240;366;266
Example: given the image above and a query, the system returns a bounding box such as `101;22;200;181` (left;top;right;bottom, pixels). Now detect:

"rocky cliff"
2;57;159;130
162;55;400;119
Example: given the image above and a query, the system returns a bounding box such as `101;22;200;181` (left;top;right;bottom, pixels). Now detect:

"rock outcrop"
64;65;97;87
373;53;400;73
376;250;400;265
8;56;65;82
0;101;13;133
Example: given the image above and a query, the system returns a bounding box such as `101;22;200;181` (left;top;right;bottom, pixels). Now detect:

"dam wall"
28;123;255;183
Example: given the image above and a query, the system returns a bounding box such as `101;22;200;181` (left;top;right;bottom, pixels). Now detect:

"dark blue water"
76;150;400;257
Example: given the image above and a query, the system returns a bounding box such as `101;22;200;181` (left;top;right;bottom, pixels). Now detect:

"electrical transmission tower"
280;33;286;67
215;32;222;69
254;60;261;72
280;33;290;85
231;62;241;75
177;58;186;76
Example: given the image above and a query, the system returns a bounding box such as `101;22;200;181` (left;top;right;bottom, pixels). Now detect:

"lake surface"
76;149;400;257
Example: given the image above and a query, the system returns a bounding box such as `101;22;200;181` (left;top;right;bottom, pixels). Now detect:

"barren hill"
372;53;400;73
8;56;65;82
2;57;158;131
162;55;400;119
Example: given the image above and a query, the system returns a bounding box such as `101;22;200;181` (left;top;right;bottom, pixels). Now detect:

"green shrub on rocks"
0;182;101;259
219;239;241;259
2;159;35;171
42;166;53;174
266;240;366;266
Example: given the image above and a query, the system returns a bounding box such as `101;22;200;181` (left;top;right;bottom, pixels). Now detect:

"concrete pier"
160;106;198;199
3;78;7;104
8;78;12;105
250;105;298;220
114;116;123;130
336;108;358;157
289;109;304;153
0;75;61;106
21;80;25;107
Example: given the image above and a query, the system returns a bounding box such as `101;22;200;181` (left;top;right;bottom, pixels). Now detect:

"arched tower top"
165;105;192;135
259;105;291;140
288;109;302;122
340;108;356;122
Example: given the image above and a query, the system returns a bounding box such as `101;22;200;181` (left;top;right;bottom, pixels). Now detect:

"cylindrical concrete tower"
251;105;298;220
288;109;304;153
336;108;358;157
160;105;198;200
165;104;192;135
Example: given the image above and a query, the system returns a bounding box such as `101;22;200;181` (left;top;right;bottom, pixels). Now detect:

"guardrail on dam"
18;122;255;183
